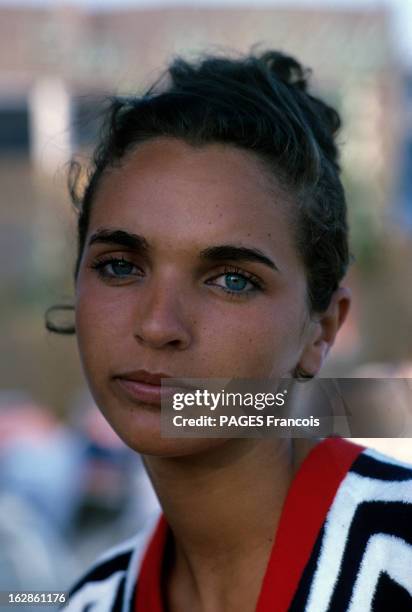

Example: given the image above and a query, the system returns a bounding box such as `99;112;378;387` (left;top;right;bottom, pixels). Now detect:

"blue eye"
224;273;249;292
109;260;134;276
209;267;262;297
90;257;139;279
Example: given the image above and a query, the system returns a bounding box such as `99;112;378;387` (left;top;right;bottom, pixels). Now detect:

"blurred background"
0;0;411;598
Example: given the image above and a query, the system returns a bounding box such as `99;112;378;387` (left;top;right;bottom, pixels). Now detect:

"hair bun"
258;49;340;142
259;50;310;92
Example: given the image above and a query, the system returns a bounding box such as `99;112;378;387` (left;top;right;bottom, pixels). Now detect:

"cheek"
74;289;128;431
74;283;122;378
76;274;131;335
196;299;304;378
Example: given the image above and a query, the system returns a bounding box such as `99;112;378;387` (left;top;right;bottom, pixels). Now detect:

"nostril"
133;331;189;350
169;339;182;348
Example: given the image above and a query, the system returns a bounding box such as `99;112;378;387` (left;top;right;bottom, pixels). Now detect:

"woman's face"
75;137;316;456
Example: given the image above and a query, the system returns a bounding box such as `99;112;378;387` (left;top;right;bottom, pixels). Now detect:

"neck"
143;438;318;611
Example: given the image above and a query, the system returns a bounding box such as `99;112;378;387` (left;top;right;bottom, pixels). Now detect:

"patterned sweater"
62;438;412;611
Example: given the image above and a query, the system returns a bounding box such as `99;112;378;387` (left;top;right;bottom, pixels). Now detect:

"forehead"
89;137;299;264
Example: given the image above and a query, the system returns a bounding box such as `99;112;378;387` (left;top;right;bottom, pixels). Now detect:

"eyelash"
207;265;263;298
90;256;142;279
89;256;264;298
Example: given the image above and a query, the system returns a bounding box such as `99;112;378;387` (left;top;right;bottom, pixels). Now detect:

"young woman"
49;49;412;611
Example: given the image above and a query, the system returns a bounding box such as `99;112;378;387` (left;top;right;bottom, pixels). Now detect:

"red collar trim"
134;514;168;612
135;437;365;612
255;437;364;611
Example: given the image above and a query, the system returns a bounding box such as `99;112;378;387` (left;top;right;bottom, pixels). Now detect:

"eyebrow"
199;245;279;272
88;228;279;272
88;229;150;252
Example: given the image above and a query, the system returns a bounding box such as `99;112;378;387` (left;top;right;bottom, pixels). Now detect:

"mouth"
112;370;195;407
113;378;157;406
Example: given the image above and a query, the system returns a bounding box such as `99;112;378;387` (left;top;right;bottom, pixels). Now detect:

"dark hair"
45;48;350;334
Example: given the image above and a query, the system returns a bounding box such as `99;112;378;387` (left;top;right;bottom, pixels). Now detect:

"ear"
297;287;351;377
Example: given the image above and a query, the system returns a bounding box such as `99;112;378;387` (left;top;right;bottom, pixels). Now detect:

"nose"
132;277;193;350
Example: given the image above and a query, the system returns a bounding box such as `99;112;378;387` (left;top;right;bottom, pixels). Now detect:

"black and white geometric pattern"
63;446;412;611
62;517;158;612
290;448;412;611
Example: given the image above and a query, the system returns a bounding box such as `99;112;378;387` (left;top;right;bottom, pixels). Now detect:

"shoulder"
349;444;412;480
61;512;160;612
291;442;412;610
345;444;412;504
327;443;412;545
317;444;412;607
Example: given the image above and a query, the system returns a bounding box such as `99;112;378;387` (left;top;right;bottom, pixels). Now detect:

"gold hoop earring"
292;365;314;381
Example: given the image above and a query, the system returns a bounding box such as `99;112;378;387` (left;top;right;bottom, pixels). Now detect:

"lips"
115;369;173;386
113;370;191;406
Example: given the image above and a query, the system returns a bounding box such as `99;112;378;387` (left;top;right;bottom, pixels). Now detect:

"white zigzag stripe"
364;447;412;470
63;570;125;612
305;471;412;612
347;534;412;612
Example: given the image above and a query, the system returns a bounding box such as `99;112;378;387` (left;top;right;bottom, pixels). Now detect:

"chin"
96;404;225;460
88;379;230;459
118;430;227;459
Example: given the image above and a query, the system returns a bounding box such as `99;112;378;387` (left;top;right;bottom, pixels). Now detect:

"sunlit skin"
74;137;350;612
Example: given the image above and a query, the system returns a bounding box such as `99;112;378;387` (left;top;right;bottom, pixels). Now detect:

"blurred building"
0;4;411;413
